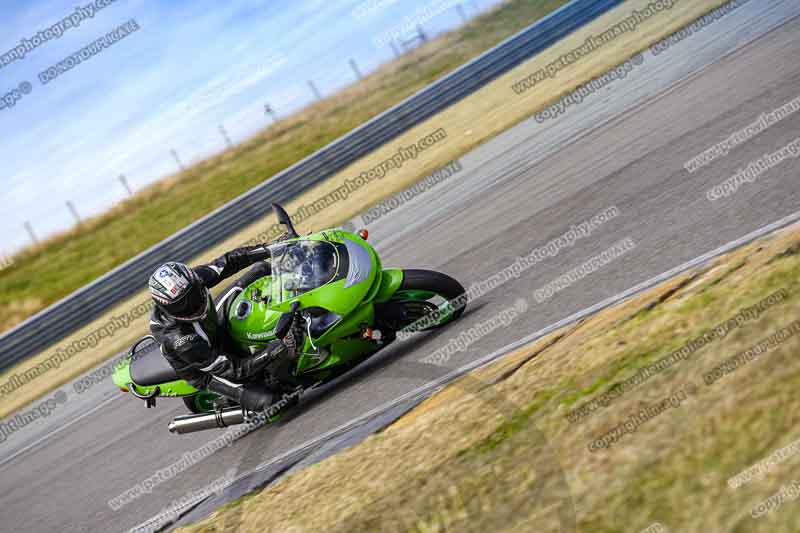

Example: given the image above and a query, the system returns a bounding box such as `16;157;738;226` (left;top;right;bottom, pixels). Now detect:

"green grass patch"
472;390;556;454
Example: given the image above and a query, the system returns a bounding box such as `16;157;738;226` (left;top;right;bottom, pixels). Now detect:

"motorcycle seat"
130;342;180;386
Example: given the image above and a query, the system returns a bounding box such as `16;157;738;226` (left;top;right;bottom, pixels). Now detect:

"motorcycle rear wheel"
183;391;218;414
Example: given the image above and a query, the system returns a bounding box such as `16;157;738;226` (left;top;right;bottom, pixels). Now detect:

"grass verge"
175;221;800;533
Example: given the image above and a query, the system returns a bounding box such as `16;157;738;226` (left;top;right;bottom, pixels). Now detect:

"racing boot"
206;376;273;412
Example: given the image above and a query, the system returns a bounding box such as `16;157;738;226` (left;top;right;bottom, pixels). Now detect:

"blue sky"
0;0;501;254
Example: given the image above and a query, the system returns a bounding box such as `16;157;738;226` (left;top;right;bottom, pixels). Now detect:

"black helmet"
148;262;210;321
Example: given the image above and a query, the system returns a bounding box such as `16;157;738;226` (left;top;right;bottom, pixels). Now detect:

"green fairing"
114;226;464;415
227;231;384;377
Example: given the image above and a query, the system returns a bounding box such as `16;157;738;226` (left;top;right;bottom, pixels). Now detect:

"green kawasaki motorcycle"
112;204;466;434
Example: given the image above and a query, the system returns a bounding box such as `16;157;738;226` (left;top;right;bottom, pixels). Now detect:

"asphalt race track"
1;2;799;531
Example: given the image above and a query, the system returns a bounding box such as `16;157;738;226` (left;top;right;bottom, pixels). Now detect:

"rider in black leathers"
148;245;293;412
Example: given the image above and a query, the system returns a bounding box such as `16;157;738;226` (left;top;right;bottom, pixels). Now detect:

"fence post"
66;201;81;225
264;103;278;124
170;149;185;172
307;80;323;101
456;4;468;24
24;221;38;246
118;174;133;197
218;125;233;149
349;58;363;80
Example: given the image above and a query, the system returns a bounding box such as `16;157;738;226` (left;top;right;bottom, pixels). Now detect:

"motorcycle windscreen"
269;240;339;303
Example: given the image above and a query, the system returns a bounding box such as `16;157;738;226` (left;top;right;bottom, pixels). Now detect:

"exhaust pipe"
168;407;246;434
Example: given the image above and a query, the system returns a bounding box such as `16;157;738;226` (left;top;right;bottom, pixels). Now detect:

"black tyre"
393;269;466;331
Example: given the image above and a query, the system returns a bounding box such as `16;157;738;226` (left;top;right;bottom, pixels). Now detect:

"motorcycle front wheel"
391;269;467;332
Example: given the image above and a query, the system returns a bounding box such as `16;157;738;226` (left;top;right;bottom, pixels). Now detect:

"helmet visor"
165;284;210;321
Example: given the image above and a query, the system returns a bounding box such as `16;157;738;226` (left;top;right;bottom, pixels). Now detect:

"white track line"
0;393;122;469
